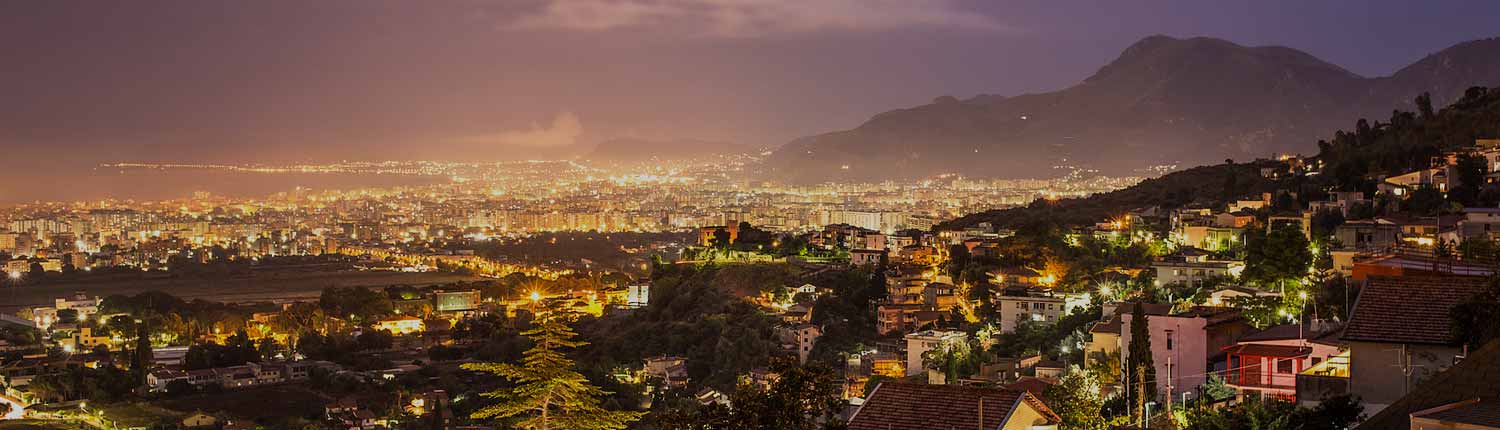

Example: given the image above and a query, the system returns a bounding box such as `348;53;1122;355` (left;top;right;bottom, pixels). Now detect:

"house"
1336;220;1403;250
1221;321;1344;402
847;382;1060;430
27;293;102;330
1033;360;1065;380
1339;275;1489;416
1152;251;1244;288
1084;302;1173;368
850;249;887;266
1120;305;1253;400
1457;207;1500;240
961;356;1041;385
147;369;188;392
904;330;967;377
777;323;822;364
1355;339;1500;430
1175;224;1244;251
996;291;1067;333
57;327;112;353
373;315;424;335
1381;167;1453;196
1208;285;1281;305
644;355;690;389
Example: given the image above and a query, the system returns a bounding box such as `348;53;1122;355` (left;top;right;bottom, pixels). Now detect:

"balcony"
1295;351;1349;403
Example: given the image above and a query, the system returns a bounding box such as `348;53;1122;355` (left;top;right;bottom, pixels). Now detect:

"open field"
0;269;484;314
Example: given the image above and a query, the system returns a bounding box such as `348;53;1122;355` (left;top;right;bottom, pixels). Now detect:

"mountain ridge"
758;35;1500;183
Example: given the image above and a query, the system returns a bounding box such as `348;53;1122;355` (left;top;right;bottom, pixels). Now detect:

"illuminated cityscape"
3;3;1500;430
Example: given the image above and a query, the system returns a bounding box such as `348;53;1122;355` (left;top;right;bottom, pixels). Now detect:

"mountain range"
756;35;1500;183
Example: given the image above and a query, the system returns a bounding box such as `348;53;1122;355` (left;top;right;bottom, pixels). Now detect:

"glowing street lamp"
530;291;541;302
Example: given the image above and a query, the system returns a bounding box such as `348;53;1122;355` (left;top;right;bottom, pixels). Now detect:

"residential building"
1222;322;1344;402
996;292;1067;333
1152;251;1245;288
373;315;424;335
1355;339;1500;430
1084;302;1173;368
904;330;966;377
1121;306;1253;400
1339;276;1488;416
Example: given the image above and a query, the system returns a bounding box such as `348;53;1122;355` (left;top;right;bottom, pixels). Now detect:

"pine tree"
1126;302;1156;420
461;308;643;430
131;319;153;385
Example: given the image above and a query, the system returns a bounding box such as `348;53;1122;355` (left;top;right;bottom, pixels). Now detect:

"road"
0;393;24;420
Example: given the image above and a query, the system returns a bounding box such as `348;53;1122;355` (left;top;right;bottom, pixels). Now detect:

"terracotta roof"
1089;303;1174;335
849;382;1059;430
1413;399;1500;429
1358;340;1500;430
1222;344;1311;358
1342;276;1488;345
1003;377;1058;403
1238;324;1304;342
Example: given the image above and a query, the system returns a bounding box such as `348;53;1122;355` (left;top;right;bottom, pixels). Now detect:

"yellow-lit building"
374;316;424;335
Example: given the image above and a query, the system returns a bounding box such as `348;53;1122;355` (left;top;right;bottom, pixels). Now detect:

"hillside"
941;86;1500;231
759;36;1500;183
937;161;1281;231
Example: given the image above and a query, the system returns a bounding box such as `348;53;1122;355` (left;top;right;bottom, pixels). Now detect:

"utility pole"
1165;356;1173;414
1137;365;1147;428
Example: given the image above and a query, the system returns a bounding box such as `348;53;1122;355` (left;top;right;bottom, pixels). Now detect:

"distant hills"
580;137;752;164
758;35;1500;183
940;85;1500;231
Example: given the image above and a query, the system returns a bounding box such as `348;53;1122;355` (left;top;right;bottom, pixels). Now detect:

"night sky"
2;0;1498;166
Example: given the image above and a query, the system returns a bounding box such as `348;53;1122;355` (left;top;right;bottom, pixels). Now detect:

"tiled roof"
1414;399;1500;428
848;382;1058;430
1222;344;1310;358
1342;275;1488;345
1089;303;1174;335
1358;340;1500;430
1237;324;1305;342
1003;377;1058;403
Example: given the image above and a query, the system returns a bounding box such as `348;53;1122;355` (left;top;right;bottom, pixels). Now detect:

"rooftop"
1342;275;1488;345
848;382;1057;430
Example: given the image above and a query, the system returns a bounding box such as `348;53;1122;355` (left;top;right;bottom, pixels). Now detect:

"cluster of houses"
145;360;337;392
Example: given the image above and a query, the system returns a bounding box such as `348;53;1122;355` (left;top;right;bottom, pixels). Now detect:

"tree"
131;319;153;385
1416;92;1435;121
657;359;846;430
1405;187;1447;216
946;245;970;280
1045;367;1106;430
1243;223;1312;293
1452;280;1500;350
461;307;643;430
1126;302;1156;421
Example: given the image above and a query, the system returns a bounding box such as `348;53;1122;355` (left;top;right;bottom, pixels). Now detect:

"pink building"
1120;306;1252;400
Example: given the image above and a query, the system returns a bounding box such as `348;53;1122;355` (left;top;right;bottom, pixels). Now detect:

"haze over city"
3;2;1500;430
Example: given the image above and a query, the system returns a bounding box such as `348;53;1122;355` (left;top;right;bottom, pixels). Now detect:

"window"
1276;359;1294;374
1165;330;1174;350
